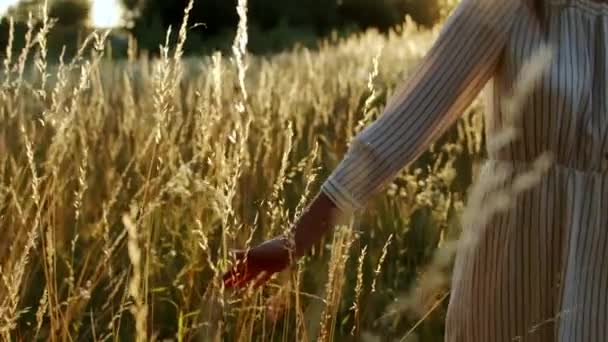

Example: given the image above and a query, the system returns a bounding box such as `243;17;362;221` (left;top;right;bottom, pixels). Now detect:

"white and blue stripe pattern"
321;0;608;340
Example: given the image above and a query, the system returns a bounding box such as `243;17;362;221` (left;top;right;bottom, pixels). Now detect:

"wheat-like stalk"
350;245;367;336
15;13;36;88
233;0;249;103
371;234;393;293
123;214;147;342
33;0;54;104
353;45;384;137
318;226;355;342
74;135;89;222
2;17;15;89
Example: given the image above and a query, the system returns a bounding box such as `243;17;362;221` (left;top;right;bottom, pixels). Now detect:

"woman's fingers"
253;271;272;289
222;244;282;289
230;249;247;261
223;270;241;288
232;272;257;289
223;252;249;288
228;271;272;290
222;263;274;289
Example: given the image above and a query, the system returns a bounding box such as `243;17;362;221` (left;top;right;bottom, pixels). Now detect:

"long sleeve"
321;0;523;213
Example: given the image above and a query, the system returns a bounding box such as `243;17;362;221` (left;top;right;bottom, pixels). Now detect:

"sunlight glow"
92;0;121;28
1;0;122;28
0;0;20;17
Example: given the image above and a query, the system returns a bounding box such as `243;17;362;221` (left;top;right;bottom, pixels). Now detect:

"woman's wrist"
290;191;343;258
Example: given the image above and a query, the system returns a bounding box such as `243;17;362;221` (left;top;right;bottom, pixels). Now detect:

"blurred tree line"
0;0;456;59
0;0;94;61
123;0;449;54
4;0;90;26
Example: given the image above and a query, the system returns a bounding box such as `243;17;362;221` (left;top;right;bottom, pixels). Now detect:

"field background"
0;1;493;341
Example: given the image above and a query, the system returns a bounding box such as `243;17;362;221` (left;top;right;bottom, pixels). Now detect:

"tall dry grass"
0;2;554;341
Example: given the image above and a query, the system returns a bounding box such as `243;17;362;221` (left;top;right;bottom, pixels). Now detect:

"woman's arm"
322;0;523;213
224;0;523;289
291;192;343;258
223;192;341;288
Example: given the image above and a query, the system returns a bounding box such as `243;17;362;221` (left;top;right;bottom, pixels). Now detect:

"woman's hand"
223;236;294;289
222;192;344;289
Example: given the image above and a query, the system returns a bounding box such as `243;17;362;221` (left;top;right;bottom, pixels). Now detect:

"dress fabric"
320;0;608;341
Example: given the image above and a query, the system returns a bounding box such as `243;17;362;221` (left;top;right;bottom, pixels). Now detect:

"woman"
224;0;608;340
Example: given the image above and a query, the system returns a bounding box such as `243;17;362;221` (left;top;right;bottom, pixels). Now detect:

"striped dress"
320;0;608;340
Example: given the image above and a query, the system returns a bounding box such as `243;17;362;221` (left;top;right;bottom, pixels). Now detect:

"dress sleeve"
321;0;523;213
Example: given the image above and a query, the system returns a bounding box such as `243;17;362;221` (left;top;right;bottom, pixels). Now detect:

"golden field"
0;6;538;340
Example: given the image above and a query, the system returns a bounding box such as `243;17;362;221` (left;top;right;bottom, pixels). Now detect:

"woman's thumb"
229;249;247;261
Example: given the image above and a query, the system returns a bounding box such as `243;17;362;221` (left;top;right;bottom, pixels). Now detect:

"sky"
0;0;122;27
91;0;121;27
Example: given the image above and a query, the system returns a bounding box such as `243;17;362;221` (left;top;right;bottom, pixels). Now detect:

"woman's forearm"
290;191;345;258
